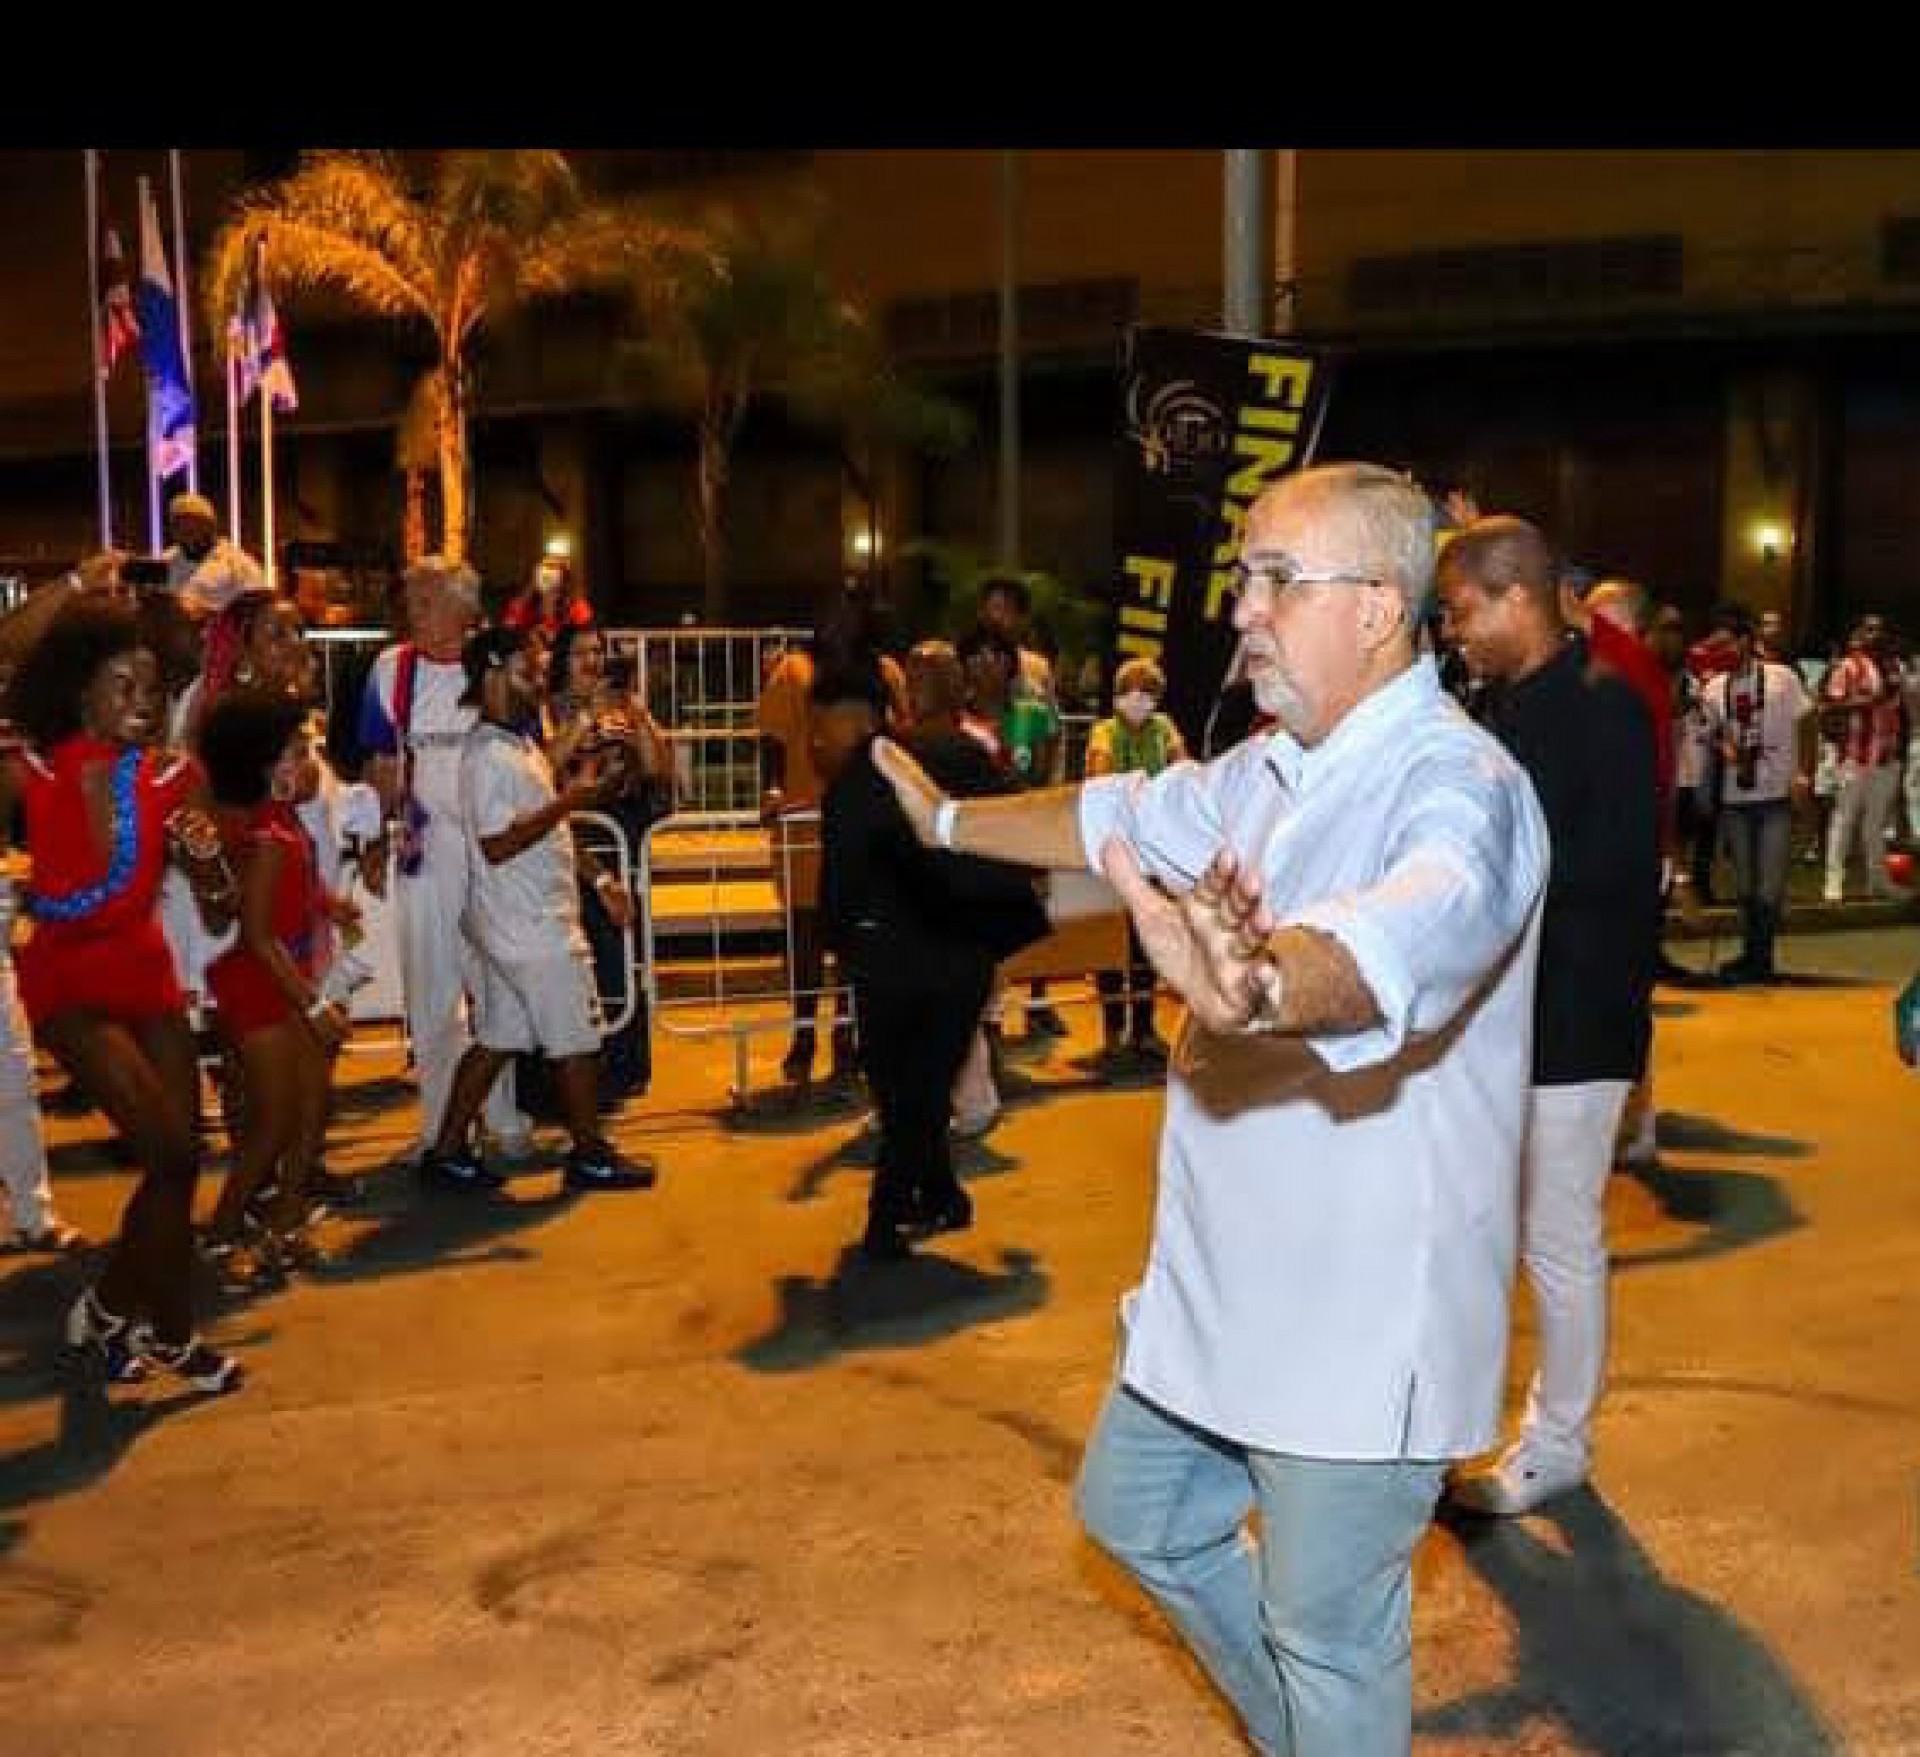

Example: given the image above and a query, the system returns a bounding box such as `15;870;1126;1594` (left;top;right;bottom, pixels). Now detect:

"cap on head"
168;492;218;530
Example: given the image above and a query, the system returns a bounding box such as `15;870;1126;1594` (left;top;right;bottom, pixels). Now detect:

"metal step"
654;953;791;1003
648;826;774;878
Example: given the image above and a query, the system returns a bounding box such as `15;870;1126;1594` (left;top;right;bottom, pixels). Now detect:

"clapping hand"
1097;842;1275;1036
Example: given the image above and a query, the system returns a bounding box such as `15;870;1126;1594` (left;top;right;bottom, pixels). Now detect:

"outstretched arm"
872;737;1088;871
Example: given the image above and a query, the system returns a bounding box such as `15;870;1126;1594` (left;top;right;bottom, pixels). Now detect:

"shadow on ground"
0;1361;258;1579
1425;1489;1843;1755
1615;1160;1807;1272
735;1244;1049;1373
1655;1112;1812;1159
312;1181;581;1287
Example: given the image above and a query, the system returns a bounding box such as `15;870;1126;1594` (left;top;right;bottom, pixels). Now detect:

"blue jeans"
1077;1380;1445;1757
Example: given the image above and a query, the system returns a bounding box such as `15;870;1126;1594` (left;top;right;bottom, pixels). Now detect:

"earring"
236;662;255;685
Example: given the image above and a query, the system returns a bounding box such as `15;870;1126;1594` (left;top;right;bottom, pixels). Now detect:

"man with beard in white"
870;462;1548;1757
357;558;530;1165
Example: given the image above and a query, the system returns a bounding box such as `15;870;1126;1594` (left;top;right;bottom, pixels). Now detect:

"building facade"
3;148;1918;642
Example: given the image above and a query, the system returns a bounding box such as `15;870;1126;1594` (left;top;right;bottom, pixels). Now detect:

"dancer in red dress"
1;599;244;1392
197;694;349;1287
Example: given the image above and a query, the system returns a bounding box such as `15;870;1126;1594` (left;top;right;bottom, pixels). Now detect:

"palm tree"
206;150;692;562
393;370;443;563
617;195;970;622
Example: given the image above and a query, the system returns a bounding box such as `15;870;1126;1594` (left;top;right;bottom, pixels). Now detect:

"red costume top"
1586;616;1677;835
12;737;200;1027
205;801;324;1039
501;591;595;639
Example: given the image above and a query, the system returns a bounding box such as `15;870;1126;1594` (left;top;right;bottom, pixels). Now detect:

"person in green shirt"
1087;658;1188;1064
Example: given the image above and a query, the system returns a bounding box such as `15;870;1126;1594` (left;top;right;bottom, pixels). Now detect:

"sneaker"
421;1147;506;1192
951;1105;1000;1141
1620;1108;1659;1171
859;1217;913;1262
64;1289;148;1383
491;1132;543;1170
909;1188;974;1239
271;1225;329;1275
145;1336;244;1395
562;1144;657;1192
1448;1441;1586;1516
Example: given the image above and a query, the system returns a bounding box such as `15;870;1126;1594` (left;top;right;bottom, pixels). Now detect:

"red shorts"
207;948;308;1041
14;925;185;1031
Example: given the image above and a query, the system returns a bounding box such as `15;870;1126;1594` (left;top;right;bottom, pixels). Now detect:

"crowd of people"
0;467;1915;1755
0;499;671;1395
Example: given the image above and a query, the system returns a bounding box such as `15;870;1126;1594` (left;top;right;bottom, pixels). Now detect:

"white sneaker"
951;1106;1000;1141
1448;1441;1587;1516
1622;1108;1659;1170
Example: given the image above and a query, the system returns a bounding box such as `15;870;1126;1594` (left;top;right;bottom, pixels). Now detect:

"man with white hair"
164;493;267;618
872;462;1549;1757
359;557;529;1162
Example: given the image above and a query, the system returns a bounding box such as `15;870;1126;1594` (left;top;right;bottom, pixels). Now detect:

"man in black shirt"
813;665;1047;1262
1434;516;1661;1516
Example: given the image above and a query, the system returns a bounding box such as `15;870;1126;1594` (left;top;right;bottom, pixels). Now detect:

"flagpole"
82;151;113;550
226;337;243;546
261;375;276;591
168;149;198;494
137;175;163;552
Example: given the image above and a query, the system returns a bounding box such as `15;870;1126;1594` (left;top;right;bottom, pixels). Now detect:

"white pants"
1825;760;1902;897
394;824;524;1152
0;956;54;1234
1516;1080;1632;1468
951;1025;998;1125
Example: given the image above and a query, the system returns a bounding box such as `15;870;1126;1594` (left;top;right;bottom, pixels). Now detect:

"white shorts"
474;946;603;1060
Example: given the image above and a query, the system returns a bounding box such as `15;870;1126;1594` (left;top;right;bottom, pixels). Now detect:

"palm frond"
203;151;436;335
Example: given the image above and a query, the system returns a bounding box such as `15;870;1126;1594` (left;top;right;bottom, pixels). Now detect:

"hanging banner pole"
83;151;114;550
168;149;198;494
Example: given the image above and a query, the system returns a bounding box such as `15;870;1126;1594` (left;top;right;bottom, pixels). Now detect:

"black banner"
1110;325;1333;748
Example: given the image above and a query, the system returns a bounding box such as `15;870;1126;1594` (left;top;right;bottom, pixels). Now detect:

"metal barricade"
635;807;851;1107
569;807;643;1038
602;626;808;826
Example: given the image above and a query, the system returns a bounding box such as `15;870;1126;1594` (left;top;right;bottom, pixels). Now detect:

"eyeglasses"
1224;557;1382;606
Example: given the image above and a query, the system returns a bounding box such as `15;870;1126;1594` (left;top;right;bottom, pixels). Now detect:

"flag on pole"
100;223;140;376
233;235;298;413
135;179;197;482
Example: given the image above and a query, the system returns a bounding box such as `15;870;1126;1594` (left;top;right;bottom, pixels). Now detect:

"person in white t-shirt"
418;626;655;1195
1700;605;1816;984
163;493;268;619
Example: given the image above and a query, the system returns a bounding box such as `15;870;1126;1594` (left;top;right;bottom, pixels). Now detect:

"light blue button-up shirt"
1078;657;1549;1461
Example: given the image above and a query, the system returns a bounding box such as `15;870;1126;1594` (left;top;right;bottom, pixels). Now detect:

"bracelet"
934;799;960;850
